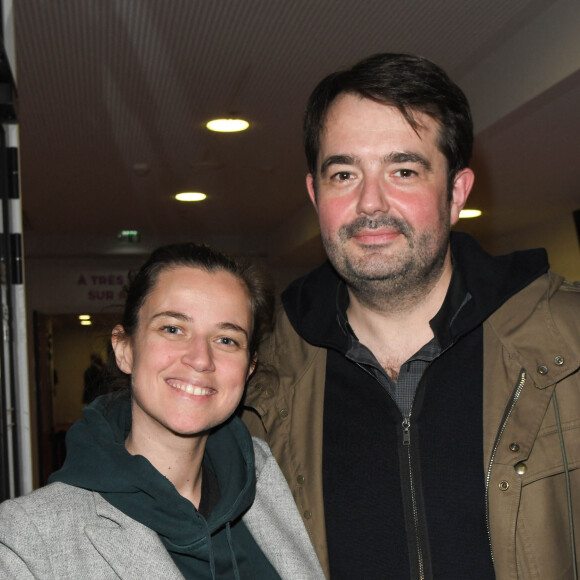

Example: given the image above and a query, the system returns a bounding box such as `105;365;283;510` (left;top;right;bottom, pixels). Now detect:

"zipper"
402;416;411;445
484;369;526;564
353;360;427;578
402;414;425;579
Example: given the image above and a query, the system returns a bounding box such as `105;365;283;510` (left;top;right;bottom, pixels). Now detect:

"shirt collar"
336;265;470;350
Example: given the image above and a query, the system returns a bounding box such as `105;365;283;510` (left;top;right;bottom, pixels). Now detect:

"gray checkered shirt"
338;269;470;418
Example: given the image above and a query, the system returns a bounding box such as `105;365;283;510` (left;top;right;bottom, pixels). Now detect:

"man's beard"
322;212;450;311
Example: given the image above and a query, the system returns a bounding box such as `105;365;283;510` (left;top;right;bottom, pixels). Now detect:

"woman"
0;244;324;579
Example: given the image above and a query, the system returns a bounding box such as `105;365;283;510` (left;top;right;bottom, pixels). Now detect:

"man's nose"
356;175;390;216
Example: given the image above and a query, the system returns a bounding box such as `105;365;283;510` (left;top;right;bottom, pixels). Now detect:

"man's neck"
346;257;453;375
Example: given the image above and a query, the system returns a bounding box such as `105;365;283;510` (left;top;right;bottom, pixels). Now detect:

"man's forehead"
317;94;443;162
322;93;436;135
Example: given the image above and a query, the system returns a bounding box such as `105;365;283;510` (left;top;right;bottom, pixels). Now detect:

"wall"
25;257;136;315
484;212;580;280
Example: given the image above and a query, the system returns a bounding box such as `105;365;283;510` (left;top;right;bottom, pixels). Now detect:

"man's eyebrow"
320;154;357;176
387;151;431;170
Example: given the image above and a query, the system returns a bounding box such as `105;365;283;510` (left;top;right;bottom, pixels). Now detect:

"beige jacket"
242;271;580;579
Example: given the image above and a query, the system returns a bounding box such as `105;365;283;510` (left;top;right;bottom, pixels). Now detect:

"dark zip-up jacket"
242;232;580;579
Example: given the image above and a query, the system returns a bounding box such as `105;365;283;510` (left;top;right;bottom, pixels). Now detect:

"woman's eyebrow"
217;322;249;339
150;311;191;322
150;313;249;339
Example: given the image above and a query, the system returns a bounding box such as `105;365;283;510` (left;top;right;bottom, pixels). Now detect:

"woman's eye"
161;325;181;335
217;337;238;347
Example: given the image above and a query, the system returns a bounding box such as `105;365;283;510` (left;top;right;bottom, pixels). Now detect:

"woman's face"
112;265;254;440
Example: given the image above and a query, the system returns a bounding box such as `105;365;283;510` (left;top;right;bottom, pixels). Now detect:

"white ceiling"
10;0;580;274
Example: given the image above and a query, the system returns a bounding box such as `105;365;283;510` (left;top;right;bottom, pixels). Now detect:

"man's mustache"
339;215;412;240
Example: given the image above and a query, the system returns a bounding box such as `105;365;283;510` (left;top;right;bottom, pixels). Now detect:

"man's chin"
343;256;405;283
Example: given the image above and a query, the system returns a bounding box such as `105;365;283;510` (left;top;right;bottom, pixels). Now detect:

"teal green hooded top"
49;392;280;580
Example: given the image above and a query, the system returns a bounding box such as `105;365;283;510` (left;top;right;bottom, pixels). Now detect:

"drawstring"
205;523;239;580
226;522;241;580
205;519;240;580
552;388;578;579
207;525;217;580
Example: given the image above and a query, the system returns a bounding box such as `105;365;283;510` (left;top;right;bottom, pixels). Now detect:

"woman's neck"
125;422;208;508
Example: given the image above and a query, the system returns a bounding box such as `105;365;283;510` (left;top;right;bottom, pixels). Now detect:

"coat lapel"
85;493;184;579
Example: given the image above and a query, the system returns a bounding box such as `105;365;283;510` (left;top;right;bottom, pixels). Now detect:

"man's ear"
306;173;319;212
111;325;133;374
449;167;475;226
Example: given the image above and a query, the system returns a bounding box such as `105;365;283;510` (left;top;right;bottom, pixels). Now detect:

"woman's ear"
111;325;133;374
246;354;258;380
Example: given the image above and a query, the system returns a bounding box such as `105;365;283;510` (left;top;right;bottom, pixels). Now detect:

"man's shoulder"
244;304;327;417
489;270;577;314
513;270;579;311
259;305;322;366
545;273;580;328
487;271;580;356
556;277;580;297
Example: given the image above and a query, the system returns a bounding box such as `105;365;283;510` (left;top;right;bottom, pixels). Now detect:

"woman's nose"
182;337;215;372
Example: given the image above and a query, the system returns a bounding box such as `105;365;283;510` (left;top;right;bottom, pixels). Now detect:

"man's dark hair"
303;53;473;192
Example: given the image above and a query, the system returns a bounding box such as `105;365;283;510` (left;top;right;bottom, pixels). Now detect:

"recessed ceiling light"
80;320;92;326
175;192;207;202
206;118;249;132
459;209;482;218
78;314;91;320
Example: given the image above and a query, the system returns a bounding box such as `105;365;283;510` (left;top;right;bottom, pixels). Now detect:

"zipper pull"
402;417;411;446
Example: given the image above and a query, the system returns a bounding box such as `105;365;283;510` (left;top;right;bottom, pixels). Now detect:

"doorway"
33;311;119;485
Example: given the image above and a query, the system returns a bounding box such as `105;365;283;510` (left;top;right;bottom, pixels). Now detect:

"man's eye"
395;169;417;178
332;171;353;182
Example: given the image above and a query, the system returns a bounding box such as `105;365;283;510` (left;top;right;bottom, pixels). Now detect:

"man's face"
306;94;472;295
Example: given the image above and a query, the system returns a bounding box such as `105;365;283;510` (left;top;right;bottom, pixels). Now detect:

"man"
242;53;580;579
82;353;106;405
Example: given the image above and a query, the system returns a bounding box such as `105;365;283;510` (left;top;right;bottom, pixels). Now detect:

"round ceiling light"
206;118;249;132
459;209;482;218
175;192;207;202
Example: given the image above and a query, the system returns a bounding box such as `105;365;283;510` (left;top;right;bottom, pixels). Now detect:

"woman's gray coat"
0;438;324;580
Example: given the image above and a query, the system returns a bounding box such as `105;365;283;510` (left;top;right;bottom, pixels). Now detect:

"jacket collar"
51;393;256;552
448;231;548;337
84;492;184;579
486;271;580;388
282;231;549;350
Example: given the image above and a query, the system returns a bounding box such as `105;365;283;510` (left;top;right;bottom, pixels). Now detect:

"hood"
49;391;256;553
282;231;549;348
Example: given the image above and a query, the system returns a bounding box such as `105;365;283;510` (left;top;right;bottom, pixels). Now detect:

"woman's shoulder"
252;436;285;480
251;436;272;469
0;482;96;524
246;437;326;579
